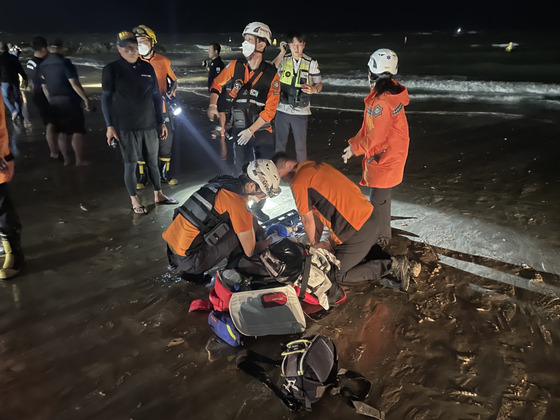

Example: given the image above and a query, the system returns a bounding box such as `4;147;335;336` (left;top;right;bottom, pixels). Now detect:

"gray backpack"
237;335;385;418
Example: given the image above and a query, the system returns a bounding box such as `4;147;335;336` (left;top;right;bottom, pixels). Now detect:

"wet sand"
1;84;559;419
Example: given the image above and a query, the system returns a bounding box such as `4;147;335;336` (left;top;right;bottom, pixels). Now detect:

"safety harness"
174;175;245;248
228;59;277;130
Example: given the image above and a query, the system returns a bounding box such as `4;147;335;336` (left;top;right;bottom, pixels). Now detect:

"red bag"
189;299;213;312
208;271;234;312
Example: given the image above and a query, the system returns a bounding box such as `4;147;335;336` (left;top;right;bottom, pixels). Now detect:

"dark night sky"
1;0;559;35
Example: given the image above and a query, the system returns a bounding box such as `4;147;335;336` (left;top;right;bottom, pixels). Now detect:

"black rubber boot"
0;234;24;280
137;161;148;190
159;159;178;186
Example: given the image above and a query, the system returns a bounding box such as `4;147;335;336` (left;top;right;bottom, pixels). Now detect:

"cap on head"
368;48;398;75
247;159;281;198
117;31;137;47
242;22;272;46
133;25;157;44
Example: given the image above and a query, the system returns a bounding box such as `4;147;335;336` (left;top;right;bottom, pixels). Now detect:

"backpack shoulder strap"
236;350;300;411
298;246;312;300
330;368;385;419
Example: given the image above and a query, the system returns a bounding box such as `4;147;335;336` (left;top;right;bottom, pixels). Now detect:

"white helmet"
247;159;281;198
242;22;272;46
368;48;398;75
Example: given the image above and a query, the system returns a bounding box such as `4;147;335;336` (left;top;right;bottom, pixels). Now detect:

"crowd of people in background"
1;21;416;291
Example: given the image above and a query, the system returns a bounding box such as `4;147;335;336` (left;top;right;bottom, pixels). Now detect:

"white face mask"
138;43;151;56
241;40;256;58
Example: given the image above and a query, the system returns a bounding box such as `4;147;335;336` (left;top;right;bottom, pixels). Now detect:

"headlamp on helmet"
133;25;157;44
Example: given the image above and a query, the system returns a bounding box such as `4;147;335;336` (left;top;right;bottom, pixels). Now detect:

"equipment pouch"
204;222;230;246
232;108;247;129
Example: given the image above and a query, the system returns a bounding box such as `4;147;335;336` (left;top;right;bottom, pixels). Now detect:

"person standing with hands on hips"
207;22;281;222
101;31;177;215
342;49;410;247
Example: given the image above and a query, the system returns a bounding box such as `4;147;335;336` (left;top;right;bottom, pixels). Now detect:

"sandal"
156;198;179;205
131;205;148;215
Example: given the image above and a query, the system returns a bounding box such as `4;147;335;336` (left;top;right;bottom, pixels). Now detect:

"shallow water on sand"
1;63;559;419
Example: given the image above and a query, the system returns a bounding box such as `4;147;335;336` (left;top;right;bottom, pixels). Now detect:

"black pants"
274;111;309;162
167;227;243;276
231;128;274;172
0;182;22;243
369;187;392;244
335;213;392;283
158;113;174;159
119;129;161;196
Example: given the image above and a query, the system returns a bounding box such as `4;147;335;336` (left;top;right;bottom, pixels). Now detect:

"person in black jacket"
101;31;177;215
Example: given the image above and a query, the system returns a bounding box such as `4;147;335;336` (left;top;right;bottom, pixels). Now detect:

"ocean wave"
70;57;106;70
322;75;560;97
316;90;532;104
492;43;520;48
194;44;236;52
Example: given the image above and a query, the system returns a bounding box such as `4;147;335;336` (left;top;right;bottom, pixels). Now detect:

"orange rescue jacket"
348;83;410;188
140;53;177;113
0;104;14;184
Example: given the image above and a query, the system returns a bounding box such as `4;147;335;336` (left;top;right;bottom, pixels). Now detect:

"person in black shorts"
101;31;177;215
39;39;90;166
205;43;230;138
26;36;58;158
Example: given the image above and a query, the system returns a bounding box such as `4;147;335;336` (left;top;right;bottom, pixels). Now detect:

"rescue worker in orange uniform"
162;159;281;283
207;22;281;222
0;101;23;279
342;49;410;247
273;153;413;289
133;25;179;187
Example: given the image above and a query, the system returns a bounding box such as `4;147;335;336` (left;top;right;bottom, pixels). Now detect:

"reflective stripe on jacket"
348;83;410;188
279;53;312;108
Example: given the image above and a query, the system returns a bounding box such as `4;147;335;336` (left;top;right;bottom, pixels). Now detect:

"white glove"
342;145;354;163
237;128;253;146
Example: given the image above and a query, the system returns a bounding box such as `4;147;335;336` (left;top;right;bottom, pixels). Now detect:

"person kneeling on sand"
272;152;416;290
162;159;281;283
101;31;177;215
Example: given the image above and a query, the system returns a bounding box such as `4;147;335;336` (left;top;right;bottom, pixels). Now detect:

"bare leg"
57;132;72;166
46;123;59;158
72;133;91;166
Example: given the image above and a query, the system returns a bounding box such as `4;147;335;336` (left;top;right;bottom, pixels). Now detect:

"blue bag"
265;223;289;237
208;310;242;347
